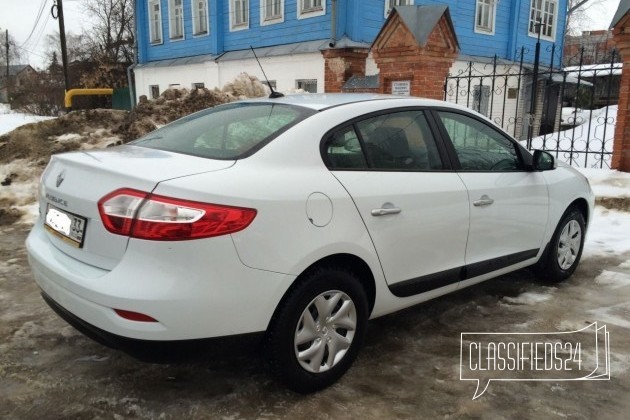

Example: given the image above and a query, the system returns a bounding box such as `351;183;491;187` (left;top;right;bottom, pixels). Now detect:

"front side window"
132;103;316;160
438;111;521;171
325;110;443;171
475;0;496;33
528;0;557;40
231;0;249;29
169;0;184;39
385;0;413;17
192;0;209;35
148;0;163;43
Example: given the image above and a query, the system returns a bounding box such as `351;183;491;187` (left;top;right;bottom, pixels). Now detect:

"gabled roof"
0;64;36;77
611;0;630;28
387;5;459;49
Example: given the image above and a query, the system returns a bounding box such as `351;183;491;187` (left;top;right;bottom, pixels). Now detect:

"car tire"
265;266;368;393
535;207;586;283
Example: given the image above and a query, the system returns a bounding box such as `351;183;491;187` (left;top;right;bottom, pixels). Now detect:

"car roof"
241;93;452;111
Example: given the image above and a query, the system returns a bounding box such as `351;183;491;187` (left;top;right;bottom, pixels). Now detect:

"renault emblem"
56;170;66;188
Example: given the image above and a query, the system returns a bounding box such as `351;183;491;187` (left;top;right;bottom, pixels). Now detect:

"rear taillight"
98;188;257;241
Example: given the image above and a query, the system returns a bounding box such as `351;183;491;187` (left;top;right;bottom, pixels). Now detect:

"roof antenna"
250;46;284;99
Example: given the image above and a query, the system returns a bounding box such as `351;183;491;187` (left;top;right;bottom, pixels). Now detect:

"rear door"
434;110;549;278
324;109;470;297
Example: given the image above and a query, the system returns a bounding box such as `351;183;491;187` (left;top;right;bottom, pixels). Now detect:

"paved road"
1;225;629;419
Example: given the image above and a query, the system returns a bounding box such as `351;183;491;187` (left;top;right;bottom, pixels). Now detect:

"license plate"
44;205;87;248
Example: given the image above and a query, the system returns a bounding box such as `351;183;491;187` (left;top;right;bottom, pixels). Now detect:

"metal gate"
444;46;619;169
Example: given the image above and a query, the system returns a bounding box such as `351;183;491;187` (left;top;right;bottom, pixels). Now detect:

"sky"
0;0;624;70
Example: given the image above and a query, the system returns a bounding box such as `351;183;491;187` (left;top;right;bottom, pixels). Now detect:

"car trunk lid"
39;145;235;270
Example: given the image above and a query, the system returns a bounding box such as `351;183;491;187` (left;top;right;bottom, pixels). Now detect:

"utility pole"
5;29;9;101
52;0;70;91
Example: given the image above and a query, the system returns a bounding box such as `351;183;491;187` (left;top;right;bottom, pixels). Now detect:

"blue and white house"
133;0;568;101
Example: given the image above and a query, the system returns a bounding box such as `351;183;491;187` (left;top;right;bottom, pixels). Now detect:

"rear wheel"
535;207;586;283
265;267;368;393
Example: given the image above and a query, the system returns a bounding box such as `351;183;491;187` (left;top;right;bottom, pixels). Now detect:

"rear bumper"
26;220;296;341
41;292;263;362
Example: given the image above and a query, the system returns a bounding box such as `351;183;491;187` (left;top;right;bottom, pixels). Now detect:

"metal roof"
393;5;459;49
342;75;380;90
611;0;630;28
136;37;371;69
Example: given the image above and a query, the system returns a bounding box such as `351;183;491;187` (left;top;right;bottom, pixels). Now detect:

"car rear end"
26;102;315;345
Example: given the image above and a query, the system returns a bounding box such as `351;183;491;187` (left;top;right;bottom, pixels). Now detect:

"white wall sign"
391;80;411;96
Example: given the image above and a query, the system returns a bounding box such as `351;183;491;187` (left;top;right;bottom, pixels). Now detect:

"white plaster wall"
134;52;325;101
445;60;525;137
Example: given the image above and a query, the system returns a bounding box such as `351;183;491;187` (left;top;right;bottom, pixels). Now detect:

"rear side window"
324;110;443;171
132;103;316;159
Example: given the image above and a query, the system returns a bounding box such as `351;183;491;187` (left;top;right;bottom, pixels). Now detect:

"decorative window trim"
298;0;325;20
527;0;558;42
230;0;250;31
474;0;496;35
260;0;284;26
384;0;414;18
148;0;163;45
191;0;210;36
168;0;185;40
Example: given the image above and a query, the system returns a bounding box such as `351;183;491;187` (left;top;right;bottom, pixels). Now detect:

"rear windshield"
131;102;316;159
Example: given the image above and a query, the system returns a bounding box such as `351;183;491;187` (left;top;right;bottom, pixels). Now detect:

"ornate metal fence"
444;46;619;169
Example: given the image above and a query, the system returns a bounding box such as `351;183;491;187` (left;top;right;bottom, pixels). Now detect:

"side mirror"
532;150;557;171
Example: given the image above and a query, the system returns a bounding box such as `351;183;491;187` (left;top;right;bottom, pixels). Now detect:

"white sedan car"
27;94;594;392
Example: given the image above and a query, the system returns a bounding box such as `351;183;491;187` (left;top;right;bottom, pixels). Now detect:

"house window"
528;0;558;40
262;80;277;90
472;85;490;117
298;0;325;19
169;0;184;39
192;0;209;35
231;0;249;29
475;0;496;34
148;0;163;44
297;79;317;93
192;82;205;89
385;0;413;17
262;0;283;24
150;85;160;99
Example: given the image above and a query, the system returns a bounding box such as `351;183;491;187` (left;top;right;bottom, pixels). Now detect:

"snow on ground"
529;105;617;168
577;168;630;198
583;206;630;257
0;103;55;136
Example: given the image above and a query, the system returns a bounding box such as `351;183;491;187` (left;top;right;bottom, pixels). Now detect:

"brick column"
612;15;630;171
371;9;458;100
322;48;370;93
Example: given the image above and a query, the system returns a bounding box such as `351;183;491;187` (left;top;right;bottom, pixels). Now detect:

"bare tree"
45;32;91;63
0;28;22;66
83;0;135;64
565;0;606;36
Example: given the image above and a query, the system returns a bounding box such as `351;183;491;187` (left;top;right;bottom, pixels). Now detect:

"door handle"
473;195;494;207
371;206;402;216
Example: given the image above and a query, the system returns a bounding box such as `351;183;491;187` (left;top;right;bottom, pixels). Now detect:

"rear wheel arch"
269;254;376;329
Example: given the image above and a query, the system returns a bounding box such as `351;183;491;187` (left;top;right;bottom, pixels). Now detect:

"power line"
21;0;49;49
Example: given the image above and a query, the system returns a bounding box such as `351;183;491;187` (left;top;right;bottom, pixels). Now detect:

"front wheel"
265;267;368;393
535;207;586;283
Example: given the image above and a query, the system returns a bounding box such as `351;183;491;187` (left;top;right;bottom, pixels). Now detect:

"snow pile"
0;103;55;136
529;105;616;168
577;169;630;199
582;206;630;258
